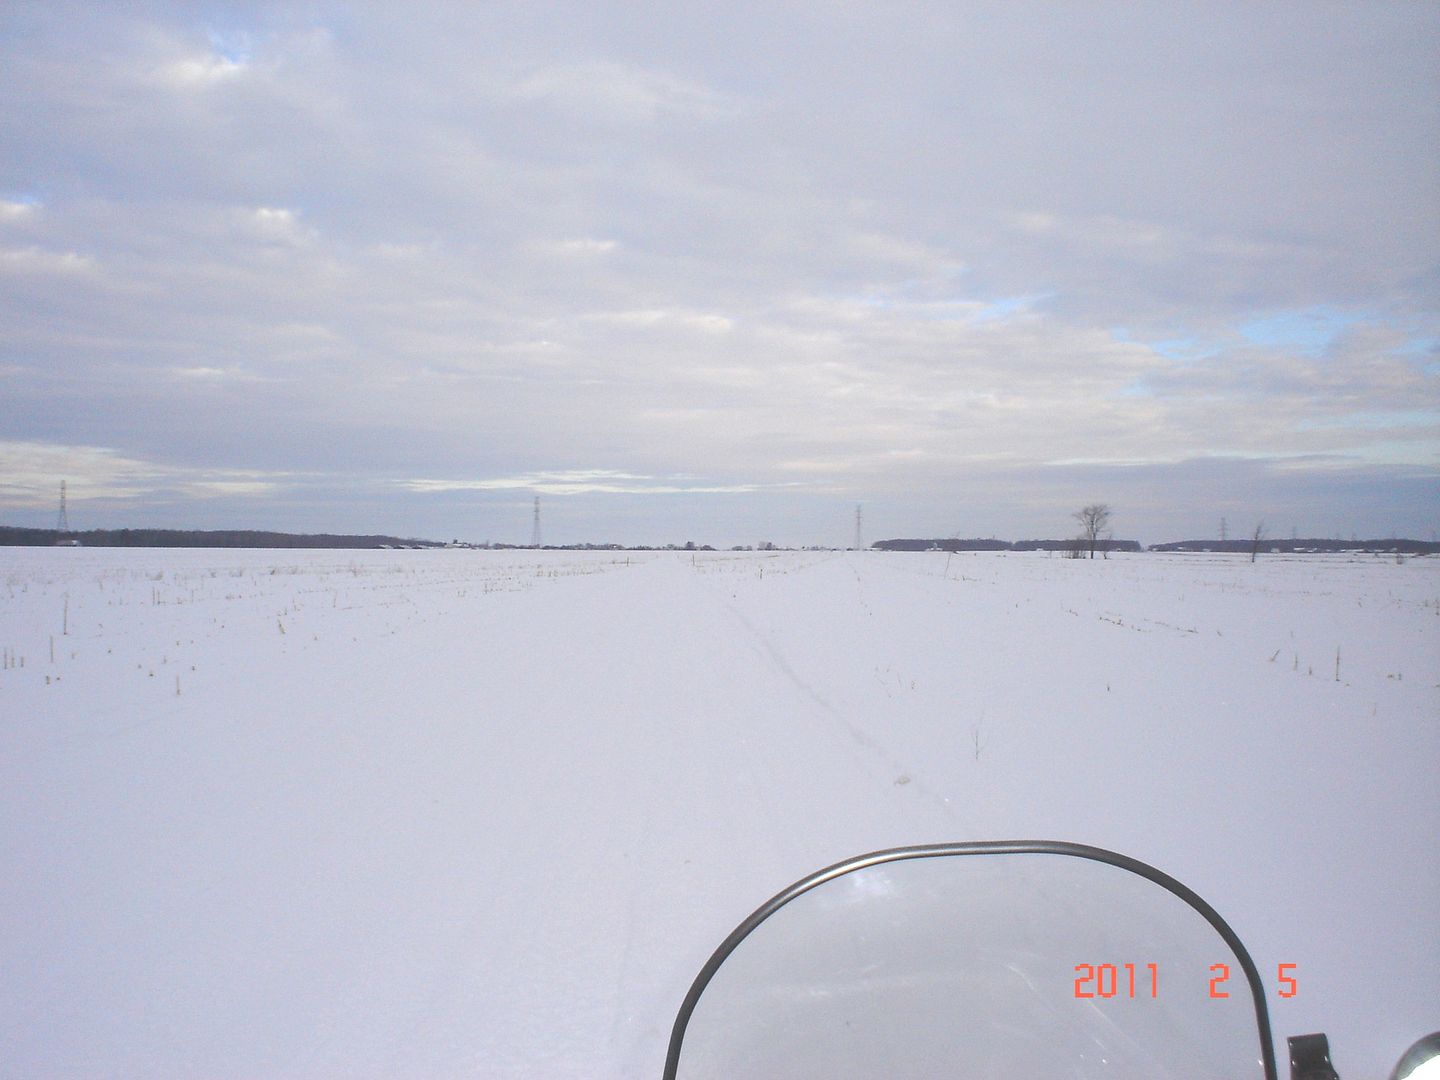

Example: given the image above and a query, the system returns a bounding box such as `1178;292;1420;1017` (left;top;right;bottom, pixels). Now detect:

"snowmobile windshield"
665;842;1276;1080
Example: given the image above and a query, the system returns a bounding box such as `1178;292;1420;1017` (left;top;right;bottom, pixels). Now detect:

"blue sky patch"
1238;307;1369;356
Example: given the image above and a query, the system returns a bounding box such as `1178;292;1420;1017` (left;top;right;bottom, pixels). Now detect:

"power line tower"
56;480;70;533
1220;517;1228;542
531;495;542;547
854;504;863;551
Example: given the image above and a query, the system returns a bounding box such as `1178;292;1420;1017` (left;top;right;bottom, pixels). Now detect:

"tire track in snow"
712;589;959;822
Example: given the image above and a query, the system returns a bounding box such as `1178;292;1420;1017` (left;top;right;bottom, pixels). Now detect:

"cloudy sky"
2;2;1436;547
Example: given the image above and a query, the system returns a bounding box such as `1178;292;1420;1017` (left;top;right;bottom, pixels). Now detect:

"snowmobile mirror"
1391;1033;1440;1080
1289;1032;1339;1080
665;841;1278;1079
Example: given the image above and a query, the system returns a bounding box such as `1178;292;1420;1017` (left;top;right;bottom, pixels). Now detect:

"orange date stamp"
1073;962;1299;999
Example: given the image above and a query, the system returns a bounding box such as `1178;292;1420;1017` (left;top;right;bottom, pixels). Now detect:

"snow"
2;547;1436;1078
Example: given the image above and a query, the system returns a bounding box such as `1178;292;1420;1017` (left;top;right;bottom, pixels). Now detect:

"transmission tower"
854;504;863;551
531;496;542;547
56;480;70;533
1220;517;1228;542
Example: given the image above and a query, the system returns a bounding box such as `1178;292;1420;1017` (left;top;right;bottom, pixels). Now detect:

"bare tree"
1073;504;1113;559
1250;521;1267;563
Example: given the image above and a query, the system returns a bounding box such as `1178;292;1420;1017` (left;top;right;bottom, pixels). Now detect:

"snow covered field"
2;547;1436;1078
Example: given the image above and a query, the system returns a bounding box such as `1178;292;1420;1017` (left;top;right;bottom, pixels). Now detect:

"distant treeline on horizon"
2;525;1436;555
875;537;1440;555
0;526;446;549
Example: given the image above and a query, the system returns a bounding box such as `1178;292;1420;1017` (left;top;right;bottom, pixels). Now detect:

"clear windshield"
670;849;1271;1079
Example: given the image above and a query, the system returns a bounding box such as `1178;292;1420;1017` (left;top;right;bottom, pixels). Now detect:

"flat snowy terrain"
2;548;1436;1078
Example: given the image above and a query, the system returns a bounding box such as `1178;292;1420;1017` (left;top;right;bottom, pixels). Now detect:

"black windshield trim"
663;840;1277;1080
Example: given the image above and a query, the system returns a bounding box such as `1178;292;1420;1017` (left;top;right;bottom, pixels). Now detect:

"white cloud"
245;206;314;246
399;470;758;496
0;441;289;507
157;53;247;89
166;365;276;383
371;242;436;260
182;478;278;497
511;60;740;123
0;246;95;275
0;199;40;222
1011;210;1174;256
839;229;964;277
534;237;620;258
585;307;734;334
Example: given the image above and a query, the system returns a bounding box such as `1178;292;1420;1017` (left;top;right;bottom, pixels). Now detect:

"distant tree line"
5;523;1435;556
1149;538;1440;555
873;538;1011;552
0;527;445;549
873;536;1437;555
873;537;1143;553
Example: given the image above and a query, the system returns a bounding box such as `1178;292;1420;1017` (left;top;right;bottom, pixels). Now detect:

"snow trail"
1;548;1435;1077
